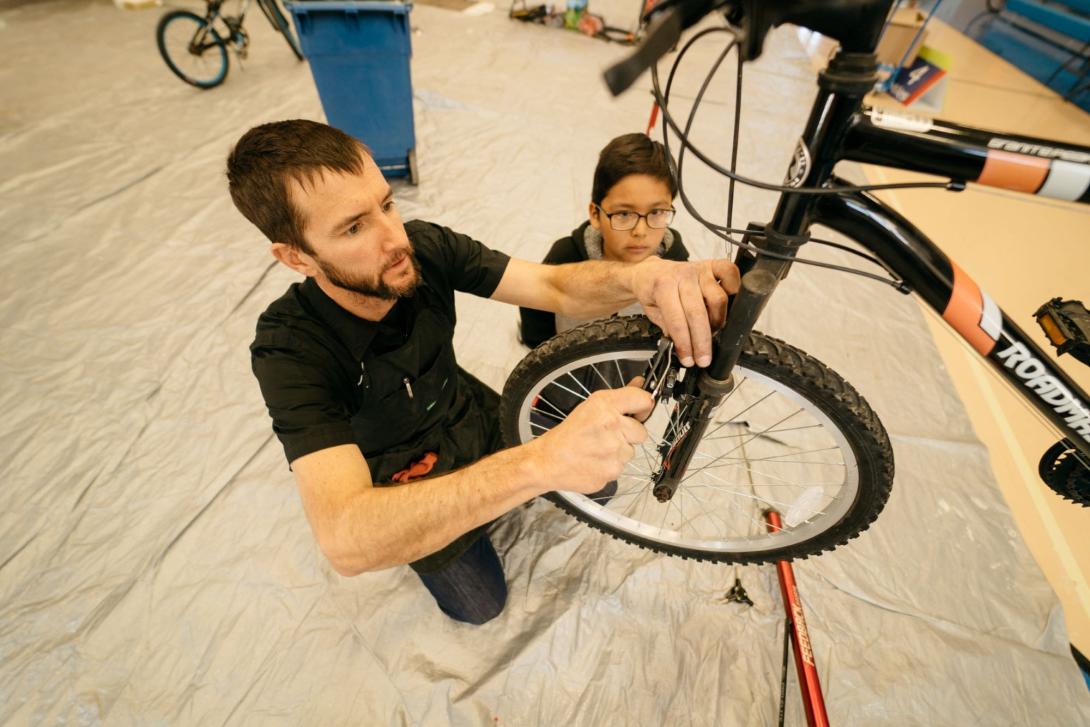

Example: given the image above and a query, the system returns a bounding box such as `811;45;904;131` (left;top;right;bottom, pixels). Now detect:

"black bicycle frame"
639;0;1090;495
204;0;247;39
713;51;1090;463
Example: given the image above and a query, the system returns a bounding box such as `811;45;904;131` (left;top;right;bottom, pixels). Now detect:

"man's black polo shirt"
250;220;511;471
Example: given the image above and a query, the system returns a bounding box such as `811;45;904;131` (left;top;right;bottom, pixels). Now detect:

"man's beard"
318;250;421;300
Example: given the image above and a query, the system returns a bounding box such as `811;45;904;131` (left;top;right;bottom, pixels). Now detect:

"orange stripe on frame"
943;261;997;356
977;150;1050;193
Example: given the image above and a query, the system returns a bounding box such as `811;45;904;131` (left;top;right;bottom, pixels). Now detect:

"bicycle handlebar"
603;0;896;96
604;7;685;96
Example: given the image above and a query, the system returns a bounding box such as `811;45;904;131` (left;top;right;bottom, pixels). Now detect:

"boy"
519;133;690;347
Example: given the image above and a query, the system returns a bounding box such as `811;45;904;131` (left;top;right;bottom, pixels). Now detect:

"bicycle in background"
157;0;304;89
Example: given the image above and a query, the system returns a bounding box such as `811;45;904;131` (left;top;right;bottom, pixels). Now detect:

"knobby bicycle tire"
500;316;895;563
1039;440;1090;506
156;10;229;89
258;0;304;60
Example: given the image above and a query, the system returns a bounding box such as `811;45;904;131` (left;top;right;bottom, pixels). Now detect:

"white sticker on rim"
785;486;825;527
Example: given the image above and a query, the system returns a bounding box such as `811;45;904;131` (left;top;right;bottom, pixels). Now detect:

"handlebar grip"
602;9;683;96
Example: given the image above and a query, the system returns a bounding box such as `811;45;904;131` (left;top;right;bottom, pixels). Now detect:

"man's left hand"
630;257;741;368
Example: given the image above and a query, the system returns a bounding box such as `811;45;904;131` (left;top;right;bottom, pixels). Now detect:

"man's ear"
270;242;318;277
587;203;601;231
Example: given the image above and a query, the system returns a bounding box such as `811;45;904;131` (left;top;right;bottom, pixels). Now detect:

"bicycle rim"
514;345;862;555
160;13;228;88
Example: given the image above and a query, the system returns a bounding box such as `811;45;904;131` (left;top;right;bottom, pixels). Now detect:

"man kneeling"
229;120;739;624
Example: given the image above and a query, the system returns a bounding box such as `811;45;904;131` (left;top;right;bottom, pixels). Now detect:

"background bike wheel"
1039;440;1090;506
258;0;305;60
500;316;895;564
156;10;229;89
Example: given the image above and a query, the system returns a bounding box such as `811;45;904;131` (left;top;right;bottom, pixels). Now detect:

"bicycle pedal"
1035;298;1090;367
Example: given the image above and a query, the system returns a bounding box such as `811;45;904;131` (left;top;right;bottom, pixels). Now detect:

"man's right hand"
529;381;654;494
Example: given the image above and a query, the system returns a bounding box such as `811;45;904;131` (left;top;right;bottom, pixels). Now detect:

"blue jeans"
416;532;507;625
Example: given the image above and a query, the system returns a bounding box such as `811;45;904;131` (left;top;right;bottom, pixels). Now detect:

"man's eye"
382;199;396;213
614;212;637;224
346;222;361;236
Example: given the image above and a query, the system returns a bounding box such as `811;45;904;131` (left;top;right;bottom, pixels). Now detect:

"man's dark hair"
226;119;370;254
590;133;678;205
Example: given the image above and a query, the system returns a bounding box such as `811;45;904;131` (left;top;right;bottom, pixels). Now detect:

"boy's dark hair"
591;133;678;205
226;119;371;254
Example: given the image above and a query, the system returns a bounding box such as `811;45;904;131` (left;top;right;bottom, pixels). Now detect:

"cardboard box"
876;6;928;67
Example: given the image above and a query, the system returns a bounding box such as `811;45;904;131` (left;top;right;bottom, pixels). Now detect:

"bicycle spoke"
685;479;829;516
703;423;824;442
530;406;564;423
680;408;804;482
665;400;691;442
740;446;841;462
681;453;843;488
686;462;843;489
588;362;613;390
699;447;844;468
718;493;779;534
635;486;650;524
682;455;842;484
679;486;733;537
685;464;833;516
692;457;845;470
535;393;569;419
638;442;657;474
565;371;594;398
548;379;588;402
677;487;688;533
660;494;672;531
709;456;845;466
704;389;774;439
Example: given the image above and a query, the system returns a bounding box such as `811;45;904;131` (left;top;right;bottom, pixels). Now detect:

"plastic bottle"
564;0;586;29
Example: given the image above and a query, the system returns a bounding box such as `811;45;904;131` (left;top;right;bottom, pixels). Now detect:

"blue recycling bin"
288;1;418;184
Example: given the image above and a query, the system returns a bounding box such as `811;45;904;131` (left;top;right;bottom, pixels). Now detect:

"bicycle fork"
648;245;793;502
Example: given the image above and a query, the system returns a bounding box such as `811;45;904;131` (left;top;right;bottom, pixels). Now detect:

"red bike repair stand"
766;509;831;727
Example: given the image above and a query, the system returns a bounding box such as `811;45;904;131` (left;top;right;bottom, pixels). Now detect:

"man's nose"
377;211;406;251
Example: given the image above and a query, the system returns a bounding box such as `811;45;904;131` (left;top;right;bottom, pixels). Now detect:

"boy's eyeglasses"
594;205;676;231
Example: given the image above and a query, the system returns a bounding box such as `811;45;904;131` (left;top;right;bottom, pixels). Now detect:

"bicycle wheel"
1039;440;1090;506
257;0;305;60
156;10;229;89
500;316;895;563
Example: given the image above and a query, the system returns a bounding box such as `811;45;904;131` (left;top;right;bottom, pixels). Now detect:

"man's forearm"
324;442;547;575
547;260;638;319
